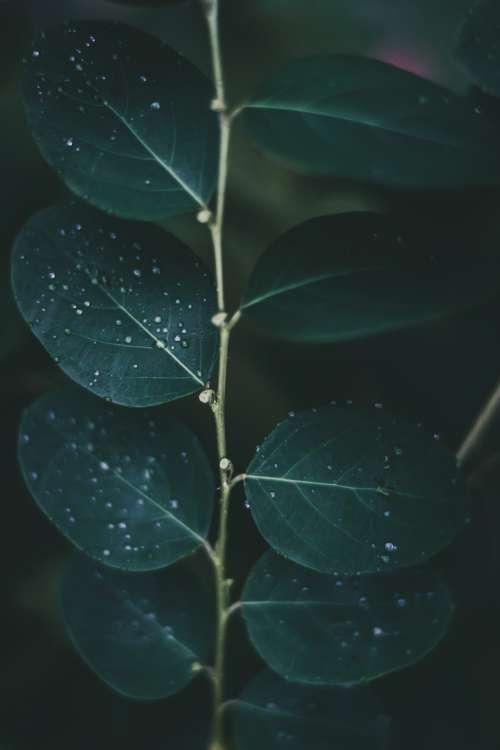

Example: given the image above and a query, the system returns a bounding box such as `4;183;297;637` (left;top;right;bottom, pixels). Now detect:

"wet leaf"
242;212;500;342
22;21;218;220
232;669;391;750
245;405;468;575
244;55;500;188
12;202;217;407
19;386;215;571
63;554;214;699
456;0;500;97
242;551;454;685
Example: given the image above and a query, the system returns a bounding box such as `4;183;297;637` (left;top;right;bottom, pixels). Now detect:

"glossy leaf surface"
19;386;215;570
245;55;500;188
63;554;213;699
233;669;390;750
22;21;218;220
245;405;468;575
456;0;500;97
242;551;454;685
12;202;217;407
242;212;500;342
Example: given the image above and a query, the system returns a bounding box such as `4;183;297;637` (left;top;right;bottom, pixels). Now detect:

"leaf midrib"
36;416;206;547
34;72;205;207
245;99;470;151
45;234;205;386
243;265;383;310
245;473;424;500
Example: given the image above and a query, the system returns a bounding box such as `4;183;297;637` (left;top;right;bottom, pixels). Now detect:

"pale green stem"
201;2;239;748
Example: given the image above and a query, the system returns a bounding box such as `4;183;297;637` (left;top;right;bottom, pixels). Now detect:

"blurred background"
1;0;500;747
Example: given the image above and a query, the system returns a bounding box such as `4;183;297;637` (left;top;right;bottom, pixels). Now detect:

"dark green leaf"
19;386;215;570
22;21;218;220
244;55;500;188
456;0;500;97
12;202;217;407
242;551;454;685
245;405;468;575
62;554;214;699
242;212;500;342
232;669;391;750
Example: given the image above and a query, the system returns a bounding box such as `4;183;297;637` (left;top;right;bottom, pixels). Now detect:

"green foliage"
244;55;500;188
242;551;454;685
22;21;218;220
232;669;390;750
245;405;468;575
12;202;217;406
456;0;500;96
63;554;213;699
11;4;490;749
242;212;500;342
19;386;215;570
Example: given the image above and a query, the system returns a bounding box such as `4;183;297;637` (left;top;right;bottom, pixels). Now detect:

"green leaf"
12;202;217;407
19;386;215;571
245;405;468;575
62;554;214;699
232;669;390;750
242;551;454;685
242;212;500;342
244;55;500;188
456;0;500;97
22;21;218;220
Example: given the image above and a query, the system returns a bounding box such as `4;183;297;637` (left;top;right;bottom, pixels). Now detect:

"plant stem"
457;377;500;467
202;2;237;748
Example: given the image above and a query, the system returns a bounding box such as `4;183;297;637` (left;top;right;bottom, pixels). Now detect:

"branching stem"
201;2;239;748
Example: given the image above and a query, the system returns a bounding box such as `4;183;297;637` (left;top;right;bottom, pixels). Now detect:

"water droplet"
150;101;161;111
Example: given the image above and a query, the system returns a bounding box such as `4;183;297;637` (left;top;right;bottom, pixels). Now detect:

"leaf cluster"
11;2;500;746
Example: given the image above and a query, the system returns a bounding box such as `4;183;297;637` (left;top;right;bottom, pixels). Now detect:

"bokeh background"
1;0;500;747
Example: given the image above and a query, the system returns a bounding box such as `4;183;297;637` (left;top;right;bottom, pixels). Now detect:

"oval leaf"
242;212;500;342
245;405;468;575
12;202;217;406
456;0;500;97
244;55;500;188
62;554;214;699
22;21;218;220
233;669;390;750
19;386;215;570
242;551;454;685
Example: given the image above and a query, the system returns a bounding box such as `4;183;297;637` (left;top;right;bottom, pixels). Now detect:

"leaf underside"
22;20;218;220
242;551;454;685
12;202;217;407
232;669;391;750
245;55;500;188
242;212;500;342
245;404;468;575
63;554;214;699
19;386;215;571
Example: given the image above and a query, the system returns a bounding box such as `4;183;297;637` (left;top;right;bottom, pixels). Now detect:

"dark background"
1;0;500;747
